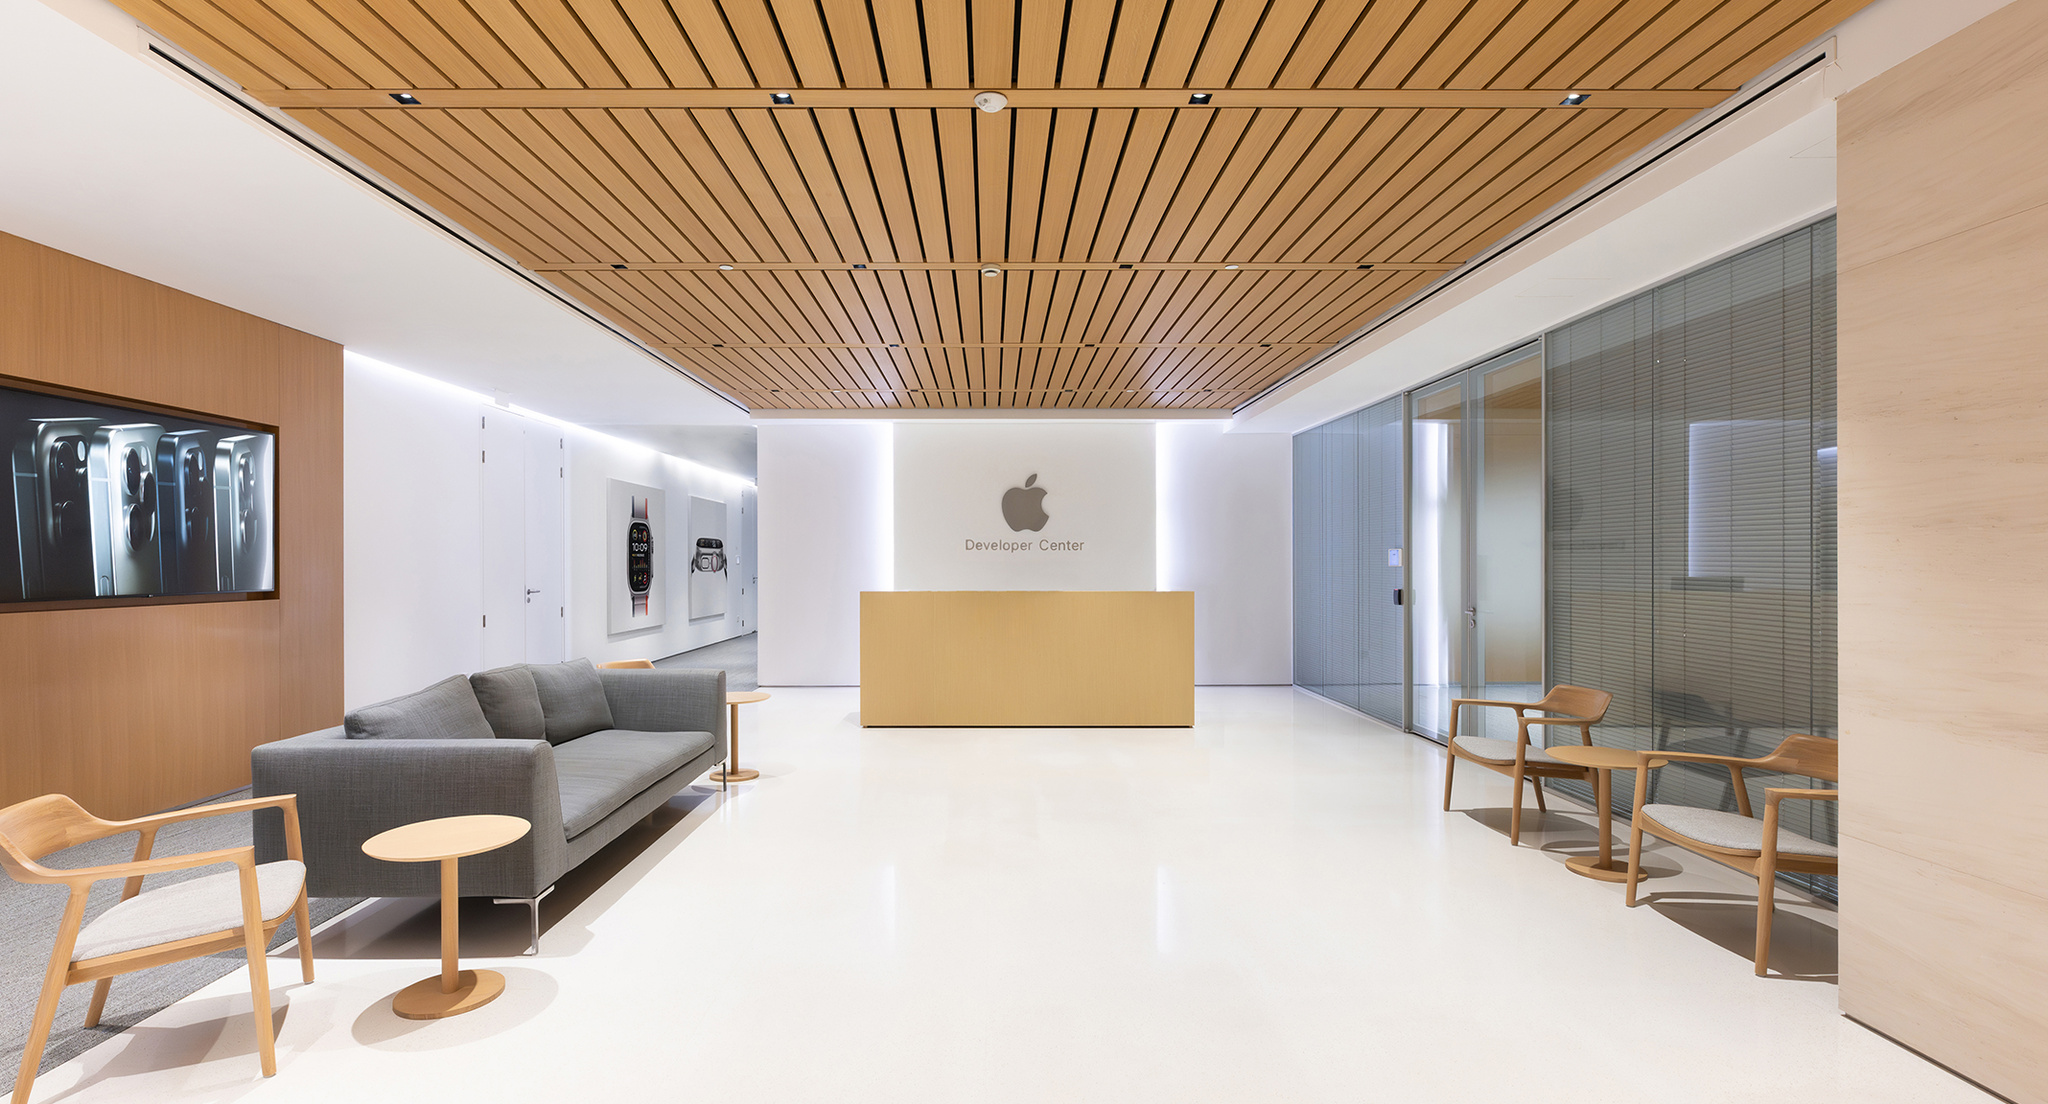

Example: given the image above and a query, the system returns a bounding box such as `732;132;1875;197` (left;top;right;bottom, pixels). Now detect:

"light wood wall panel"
1837;3;2048;1100
0;231;344;819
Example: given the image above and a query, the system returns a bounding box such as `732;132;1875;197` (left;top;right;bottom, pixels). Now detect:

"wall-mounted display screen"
1;382;275;603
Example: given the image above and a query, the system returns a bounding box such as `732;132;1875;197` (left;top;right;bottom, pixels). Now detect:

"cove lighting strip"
345;353;756;489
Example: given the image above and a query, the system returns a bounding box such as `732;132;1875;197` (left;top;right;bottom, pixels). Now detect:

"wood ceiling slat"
1611;0;1787;88
666;0;754;85
577;113;741;258
1004;109;1053;262
1271;0;1374;88
1402;2;1541;90
611;110;767;260
974;110;1012;262
490;108;682;257
808;111;900;262
693;109;839;260
1336;109;1567;260
1088;109;1175;259
614;0;713;86
970;0;1015;89
716;0;800;87
559;0;671;86
1113;112;1235;260
1179;107;1344;262
1229;108;1406;261
1016;0;1064;88
1479;0;1633;90
740;113;857;259
816;0;881;85
1232;0;1326;89
895;111;954;260
647;110;795;260
642;271;764;341
1033;109;1095;260
1186;0;1270;88
764;0;841;86
1533;0;1721;89
924;1;971;87
156;0;360;88
389;107;631;260
871;0;927;87
851;109;927;261
1101;0;1171;86
464;0;586;88
350;0;494;87
304;107;570;261
936;111;979;264
1424;109;1678;260
574;271;707;342
528;110;705;260
1146;0;1222;87
480;0;615;86
398;1;547;87
1361;0;1487;89
283;0;453;88
1058;0;1118;88
1139;109;1265;260
1060;110;1134;258
1288;108;1486;261
1312;0;1427;88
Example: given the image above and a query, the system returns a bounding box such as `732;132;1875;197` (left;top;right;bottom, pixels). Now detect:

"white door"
739;487;757;632
480;408;567;667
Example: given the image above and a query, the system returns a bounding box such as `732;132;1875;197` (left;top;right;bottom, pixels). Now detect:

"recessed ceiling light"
852;263;867;269
390;92;421;105
1357;263;1374;270
1223;263;1240;270
770;92;795;105
1118;263;1133;269
980;266;1001;277
717;263;734;270
610;263;627;270
973;91;1009;113
1188;92;1212;105
1561;93;1590;106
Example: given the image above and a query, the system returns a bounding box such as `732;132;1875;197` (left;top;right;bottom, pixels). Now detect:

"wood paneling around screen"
0;231;344;819
860;590;1193;727
1838;2;2048;1100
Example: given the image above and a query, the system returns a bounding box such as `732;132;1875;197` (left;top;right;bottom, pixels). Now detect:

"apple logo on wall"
1002;474;1049;532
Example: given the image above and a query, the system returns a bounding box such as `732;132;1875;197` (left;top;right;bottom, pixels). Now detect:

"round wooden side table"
362;814;530;1019
1541;745;1667;883
710;691;772;784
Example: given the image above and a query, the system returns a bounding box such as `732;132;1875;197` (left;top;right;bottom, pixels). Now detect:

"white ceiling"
0;0;745;429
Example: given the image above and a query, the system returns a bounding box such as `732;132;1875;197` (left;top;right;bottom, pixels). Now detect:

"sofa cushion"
344;675;494;741
527;659;616;744
552;730;716;838
471;665;546;741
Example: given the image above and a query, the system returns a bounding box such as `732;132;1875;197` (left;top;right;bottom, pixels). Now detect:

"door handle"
1465;607;1477;627
525;588;541;603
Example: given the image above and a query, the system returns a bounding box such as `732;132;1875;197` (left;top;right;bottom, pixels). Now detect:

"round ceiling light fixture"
980;266;1002;278
973;91;1009;113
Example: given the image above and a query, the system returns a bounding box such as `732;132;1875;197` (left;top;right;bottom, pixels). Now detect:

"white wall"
895;422;1154;591
1158;424;1293;685
758;420;1289;686
342;354;485;708
566;430;754;665
757;423;891;686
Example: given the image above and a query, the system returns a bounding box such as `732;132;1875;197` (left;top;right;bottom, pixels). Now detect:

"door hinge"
481;450;486;463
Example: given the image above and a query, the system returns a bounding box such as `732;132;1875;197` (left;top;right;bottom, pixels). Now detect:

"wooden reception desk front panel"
860;591;1194;727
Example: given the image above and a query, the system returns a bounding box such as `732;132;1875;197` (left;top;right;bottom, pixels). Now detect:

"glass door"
1408;346;1543;742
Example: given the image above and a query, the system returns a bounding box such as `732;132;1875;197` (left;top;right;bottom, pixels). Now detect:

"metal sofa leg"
491;885;555;955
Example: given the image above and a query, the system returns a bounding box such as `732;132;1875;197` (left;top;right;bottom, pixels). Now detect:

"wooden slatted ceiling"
117;0;1870;409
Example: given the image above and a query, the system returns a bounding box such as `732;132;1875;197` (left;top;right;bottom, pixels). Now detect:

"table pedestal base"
1565;855;1649;883
392;969;505;1020
710;767;759;782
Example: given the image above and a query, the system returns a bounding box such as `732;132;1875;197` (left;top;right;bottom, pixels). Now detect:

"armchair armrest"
8;845;257;888
251;733;566;899
1763;787;1839;805
600;668;727;740
1449;698;1534;711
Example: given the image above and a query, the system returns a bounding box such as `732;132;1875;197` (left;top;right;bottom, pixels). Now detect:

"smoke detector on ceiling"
973;91;1009;113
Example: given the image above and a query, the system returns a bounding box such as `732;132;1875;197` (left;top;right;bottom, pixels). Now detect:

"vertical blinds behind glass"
1292;396;1405;728
1547;218;1837;877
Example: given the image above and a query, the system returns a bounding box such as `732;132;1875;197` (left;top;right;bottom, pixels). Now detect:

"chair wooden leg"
1509;765;1526;846
237;869;279;1077
292;893;316;984
1531;777;1548;814
1625;821;1647;906
16;891;87;1104
83;978;113;1029
1441;753;1456;811
1754;861;1780;977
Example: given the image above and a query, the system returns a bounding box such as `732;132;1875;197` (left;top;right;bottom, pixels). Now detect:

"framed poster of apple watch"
892;423;1156;591
606;478;666;634
687;494;728;621
1;377;277;608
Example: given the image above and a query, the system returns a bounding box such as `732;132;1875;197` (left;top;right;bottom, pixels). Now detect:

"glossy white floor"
29;688;1991;1103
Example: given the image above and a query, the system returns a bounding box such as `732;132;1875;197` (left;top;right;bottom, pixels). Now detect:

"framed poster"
607;479;664;633
688;494;727;620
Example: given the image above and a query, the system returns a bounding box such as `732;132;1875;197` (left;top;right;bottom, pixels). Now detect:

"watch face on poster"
627;495;653;616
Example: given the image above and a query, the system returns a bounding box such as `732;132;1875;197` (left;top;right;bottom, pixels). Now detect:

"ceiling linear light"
390;92;421;105
1188;92;1213;105
1223;264;1240;270
770;92;795;105
718;263;734;270
1561;92;1591;106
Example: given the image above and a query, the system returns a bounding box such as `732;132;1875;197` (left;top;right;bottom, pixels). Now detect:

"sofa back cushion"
526;658;617;744
344;675;495;741
470;665;547;741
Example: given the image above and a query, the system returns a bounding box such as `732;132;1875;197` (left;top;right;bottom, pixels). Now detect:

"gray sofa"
252;660;725;927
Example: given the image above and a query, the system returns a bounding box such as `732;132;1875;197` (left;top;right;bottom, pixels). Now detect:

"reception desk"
860;591;1194;727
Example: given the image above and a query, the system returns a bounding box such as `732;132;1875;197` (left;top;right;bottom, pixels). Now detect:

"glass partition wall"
1290;218;1837;889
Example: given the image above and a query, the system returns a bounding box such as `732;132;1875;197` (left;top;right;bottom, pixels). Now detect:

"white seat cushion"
73;860;306;962
1451;736;1566;766
1642;805;1838;858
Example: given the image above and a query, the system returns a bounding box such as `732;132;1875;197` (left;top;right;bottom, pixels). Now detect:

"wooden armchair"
1441;684;1614;845
0;794;316;1104
1623;735;1839;976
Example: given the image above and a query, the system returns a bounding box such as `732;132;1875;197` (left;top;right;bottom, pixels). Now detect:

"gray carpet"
0;789;361;1093
656;631;757;690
